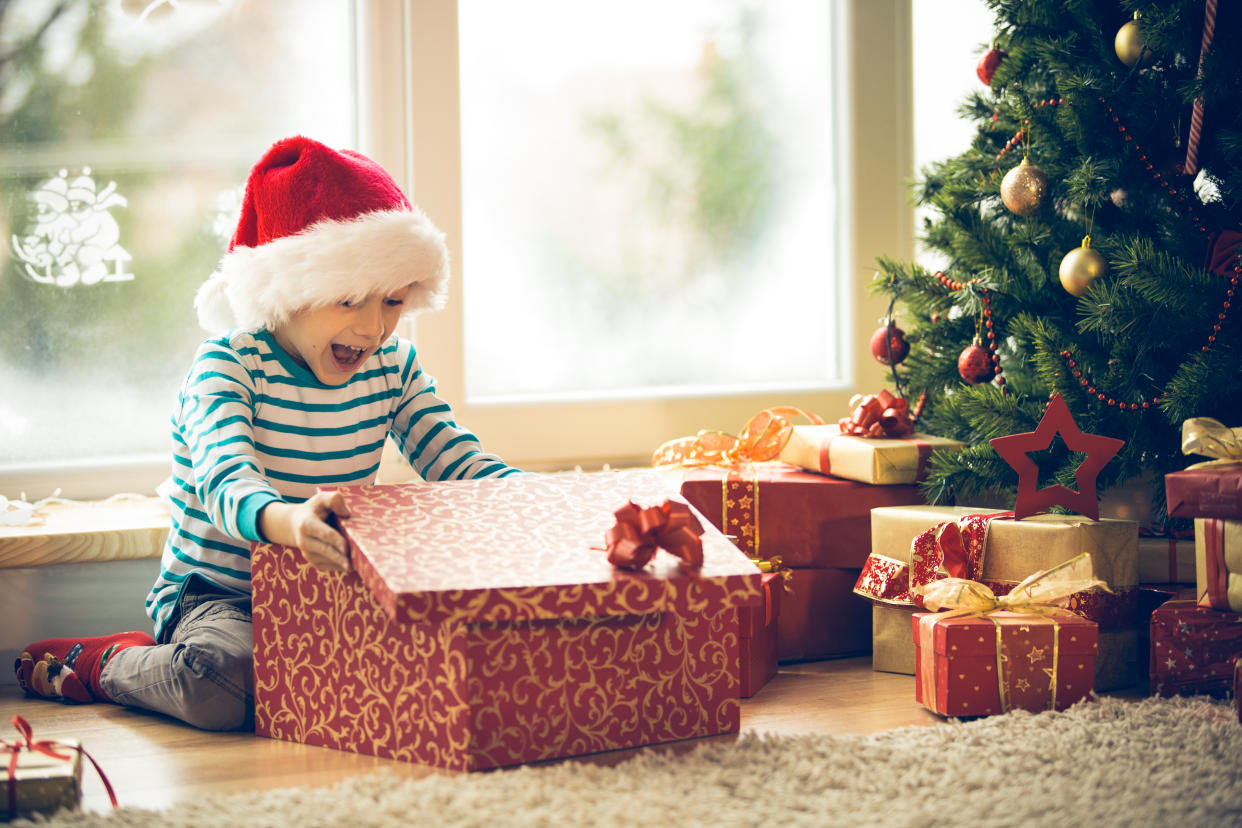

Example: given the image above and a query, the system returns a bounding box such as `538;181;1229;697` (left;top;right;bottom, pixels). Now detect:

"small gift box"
780;426;965;486
911;558;1102;717
2;717;116;821
253;469;762;771
739;571;782;697
872;603;919;674
1164;418;1242;520
777;390;964;485
1149;599;1242;697
1194;519;1242;613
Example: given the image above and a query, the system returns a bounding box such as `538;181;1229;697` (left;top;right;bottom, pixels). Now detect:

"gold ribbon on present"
651;407;824;468
1181;417;1242;469
918;553;1107;714
652;407;822;560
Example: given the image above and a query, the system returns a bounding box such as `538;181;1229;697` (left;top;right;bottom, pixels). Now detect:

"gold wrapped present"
780;426;964;485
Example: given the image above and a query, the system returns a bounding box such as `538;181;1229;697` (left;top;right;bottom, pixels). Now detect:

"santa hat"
195;136;449;334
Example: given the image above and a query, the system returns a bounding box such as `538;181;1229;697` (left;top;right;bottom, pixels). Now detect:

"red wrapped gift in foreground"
912;556;1104;717
252;469;763;772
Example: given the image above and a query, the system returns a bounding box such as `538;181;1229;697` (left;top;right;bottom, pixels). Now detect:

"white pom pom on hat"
196;135;450;334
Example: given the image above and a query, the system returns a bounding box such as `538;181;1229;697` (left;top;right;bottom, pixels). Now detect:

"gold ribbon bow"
651;407;824;468
1181;417;1242;469
921;552;1108;615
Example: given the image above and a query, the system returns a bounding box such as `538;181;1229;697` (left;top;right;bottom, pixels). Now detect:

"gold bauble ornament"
1115;12;1152;67
1059;236;1108;297
1000;156;1048;216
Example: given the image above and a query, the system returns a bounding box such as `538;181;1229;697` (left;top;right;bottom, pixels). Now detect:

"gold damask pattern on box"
253;469;762;771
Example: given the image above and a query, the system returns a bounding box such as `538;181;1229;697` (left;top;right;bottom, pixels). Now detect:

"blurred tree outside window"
459;1;846;400
0;0;353;468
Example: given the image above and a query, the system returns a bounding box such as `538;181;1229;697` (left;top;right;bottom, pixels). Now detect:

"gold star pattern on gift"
1027;645;1046;664
1015;677;1031;692
989;393;1124;520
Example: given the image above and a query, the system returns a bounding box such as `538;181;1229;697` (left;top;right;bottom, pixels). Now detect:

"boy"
16;136;519;730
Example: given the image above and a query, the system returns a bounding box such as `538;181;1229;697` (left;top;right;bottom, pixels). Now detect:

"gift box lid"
914;610;1098;658
334;469;763;626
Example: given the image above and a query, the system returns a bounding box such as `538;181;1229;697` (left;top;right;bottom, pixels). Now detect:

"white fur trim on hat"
195;208;449;334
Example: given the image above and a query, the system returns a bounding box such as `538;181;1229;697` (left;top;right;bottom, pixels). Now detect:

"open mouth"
330;344;368;371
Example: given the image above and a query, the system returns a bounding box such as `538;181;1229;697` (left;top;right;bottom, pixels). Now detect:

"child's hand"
259;490;353;572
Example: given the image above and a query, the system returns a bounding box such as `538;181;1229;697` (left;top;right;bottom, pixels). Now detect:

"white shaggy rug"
18;696;1242;828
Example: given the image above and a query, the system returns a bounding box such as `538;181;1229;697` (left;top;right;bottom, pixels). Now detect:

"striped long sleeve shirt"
146;329;518;640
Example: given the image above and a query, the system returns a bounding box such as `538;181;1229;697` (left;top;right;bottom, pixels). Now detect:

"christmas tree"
874;0;1242;524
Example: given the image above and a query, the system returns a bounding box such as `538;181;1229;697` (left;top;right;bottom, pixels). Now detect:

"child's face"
271;285;411;385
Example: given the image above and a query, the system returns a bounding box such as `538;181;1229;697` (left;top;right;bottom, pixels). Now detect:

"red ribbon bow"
1204;230;1241;278
5;715;117;818
604;499;705;573
839;389;915;438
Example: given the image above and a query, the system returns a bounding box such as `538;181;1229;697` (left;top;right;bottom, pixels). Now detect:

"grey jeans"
99;580;254;731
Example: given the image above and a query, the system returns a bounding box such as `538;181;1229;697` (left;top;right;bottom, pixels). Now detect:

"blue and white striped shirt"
146;329;518;640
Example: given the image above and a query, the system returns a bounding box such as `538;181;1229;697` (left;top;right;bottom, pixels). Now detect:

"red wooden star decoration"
989;393;1124;520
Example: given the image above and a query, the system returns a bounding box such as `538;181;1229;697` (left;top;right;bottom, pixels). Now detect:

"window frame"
0;0;913;499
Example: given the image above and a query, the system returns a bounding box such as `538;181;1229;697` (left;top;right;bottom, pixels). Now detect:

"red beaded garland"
933;271;1004;388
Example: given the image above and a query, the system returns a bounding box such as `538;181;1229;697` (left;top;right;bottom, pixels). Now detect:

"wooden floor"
2;656;952;813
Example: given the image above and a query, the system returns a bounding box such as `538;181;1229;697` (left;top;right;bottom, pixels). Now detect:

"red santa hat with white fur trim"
195;136;449;334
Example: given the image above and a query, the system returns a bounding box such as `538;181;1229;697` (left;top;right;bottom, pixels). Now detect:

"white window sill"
0;498;168;569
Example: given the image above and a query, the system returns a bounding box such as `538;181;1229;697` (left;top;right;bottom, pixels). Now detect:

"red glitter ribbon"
839;389;915;438
604;499;705;573
5;715;117;818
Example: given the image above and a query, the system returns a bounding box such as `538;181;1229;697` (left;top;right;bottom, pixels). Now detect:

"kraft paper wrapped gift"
0;716;103;823
677;464;924;568
1149;599;1242;697
858;505;1139;690
872;602;919;674
776;567;871;662
1194;518;1242;613
913;610;1097;717
739;571;781;697
252;469;763;772
1138;533;1196;585
780;425;965;485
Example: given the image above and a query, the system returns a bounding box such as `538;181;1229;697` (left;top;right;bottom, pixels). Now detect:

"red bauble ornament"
870;321;909;366
957;341;995;385
976;46;1006;86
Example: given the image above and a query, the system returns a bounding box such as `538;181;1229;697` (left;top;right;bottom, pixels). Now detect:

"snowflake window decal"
10;167;134;287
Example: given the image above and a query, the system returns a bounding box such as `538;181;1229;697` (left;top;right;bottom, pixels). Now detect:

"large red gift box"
739;571;781;697
252;469;762;771
677;465;924;568
913;610;1097;717
1149;599;1242;698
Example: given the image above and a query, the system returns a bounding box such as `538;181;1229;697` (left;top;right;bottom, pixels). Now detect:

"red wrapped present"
678;465;923;569
1194;518;1242;612
252;469;763;772
911;560;1103;717
1235;655;1242;724
1149;600;1242;697
776;567;871;662
739;571;782;697
1164;418;1242;520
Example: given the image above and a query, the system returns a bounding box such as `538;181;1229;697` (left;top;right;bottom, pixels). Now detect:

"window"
406;1;910;473
1;1;913;497
0;0;353;497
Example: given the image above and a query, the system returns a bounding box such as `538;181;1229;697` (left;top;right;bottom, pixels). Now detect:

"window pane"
0;0;352;467
459;0;843;401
